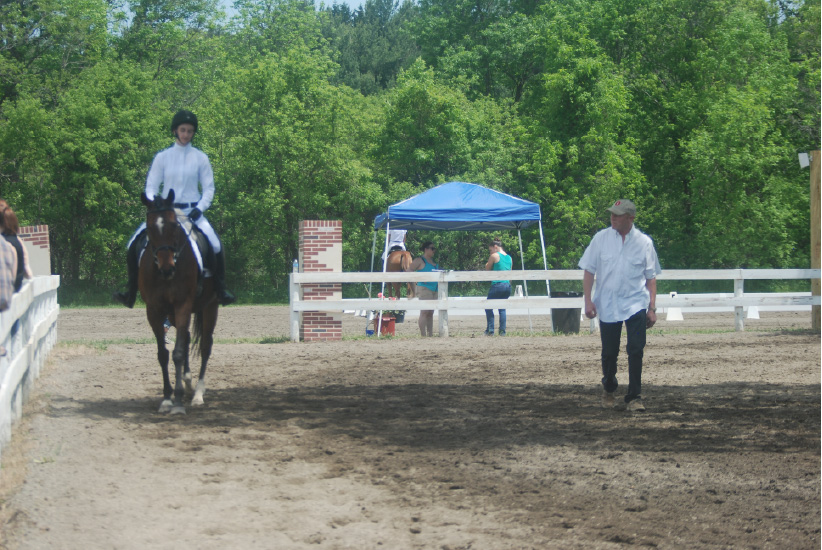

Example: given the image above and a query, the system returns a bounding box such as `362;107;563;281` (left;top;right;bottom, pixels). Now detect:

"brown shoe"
602;391;616;408
627;398;646;412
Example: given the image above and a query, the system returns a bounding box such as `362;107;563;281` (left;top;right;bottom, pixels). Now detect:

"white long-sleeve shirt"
579;225;661;323
144;142;214;211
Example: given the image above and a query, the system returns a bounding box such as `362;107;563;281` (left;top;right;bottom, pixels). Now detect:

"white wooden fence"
289;269;821;340
0;276;60;463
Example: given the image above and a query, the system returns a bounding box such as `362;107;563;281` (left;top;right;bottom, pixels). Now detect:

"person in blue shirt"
484;237;512;335
408;241;439;336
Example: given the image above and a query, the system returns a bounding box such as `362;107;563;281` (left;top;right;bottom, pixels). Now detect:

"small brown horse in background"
140;190;219;414
386;249;415;299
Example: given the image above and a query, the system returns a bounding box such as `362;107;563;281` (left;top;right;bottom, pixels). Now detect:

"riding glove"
189;207;202;221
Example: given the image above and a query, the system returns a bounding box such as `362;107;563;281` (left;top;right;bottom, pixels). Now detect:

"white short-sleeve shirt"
387;229;407;250
578;225;661;323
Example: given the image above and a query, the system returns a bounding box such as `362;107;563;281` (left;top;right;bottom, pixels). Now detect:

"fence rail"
289;269;820;340
0;276;60;463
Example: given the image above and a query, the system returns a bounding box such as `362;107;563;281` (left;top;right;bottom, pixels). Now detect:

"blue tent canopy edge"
373;182;542;231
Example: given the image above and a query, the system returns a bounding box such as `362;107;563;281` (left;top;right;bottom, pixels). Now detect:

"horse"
385;249;415;299
139;189;219;414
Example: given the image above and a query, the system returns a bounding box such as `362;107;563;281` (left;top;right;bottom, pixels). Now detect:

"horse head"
142;189;185;280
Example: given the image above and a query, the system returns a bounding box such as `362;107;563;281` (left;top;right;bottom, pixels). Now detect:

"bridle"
147;206;186;271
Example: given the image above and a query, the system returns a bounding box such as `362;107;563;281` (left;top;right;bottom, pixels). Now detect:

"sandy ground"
0;307;819;549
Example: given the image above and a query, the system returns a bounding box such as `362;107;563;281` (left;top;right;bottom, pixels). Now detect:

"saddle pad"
133;219;209;276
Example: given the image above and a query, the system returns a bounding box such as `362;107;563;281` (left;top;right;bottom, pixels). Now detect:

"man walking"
579;199;661;411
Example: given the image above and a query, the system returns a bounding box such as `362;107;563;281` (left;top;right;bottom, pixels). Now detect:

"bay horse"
385;249;415;299
140;190;219;414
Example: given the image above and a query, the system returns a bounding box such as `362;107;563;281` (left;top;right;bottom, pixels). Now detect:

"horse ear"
166;189;175;205
141;192;151;207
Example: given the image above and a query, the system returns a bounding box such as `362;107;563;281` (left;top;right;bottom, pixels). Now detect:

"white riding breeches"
128;210;222;253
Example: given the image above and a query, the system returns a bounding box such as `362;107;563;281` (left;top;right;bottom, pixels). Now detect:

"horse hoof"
170;406;186;415
158;400;173;413
191;394;204;406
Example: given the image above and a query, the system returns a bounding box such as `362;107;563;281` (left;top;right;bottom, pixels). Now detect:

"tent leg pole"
377;224;392;337
539;223;549;295
517;229;533;333
369;230;377;298
368;230;377;332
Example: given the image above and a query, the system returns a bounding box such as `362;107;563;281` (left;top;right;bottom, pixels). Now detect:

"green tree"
0;60;165;286
516;4;647;268
198;45;385;296
323;0;420;94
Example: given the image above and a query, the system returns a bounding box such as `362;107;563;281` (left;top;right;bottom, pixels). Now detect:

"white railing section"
289;269;821;340
0;275;60;462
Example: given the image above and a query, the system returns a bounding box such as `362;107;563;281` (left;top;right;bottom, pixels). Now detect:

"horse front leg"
192;303;218;407
148;309;173;413
170;314;191;415
183;343;193;395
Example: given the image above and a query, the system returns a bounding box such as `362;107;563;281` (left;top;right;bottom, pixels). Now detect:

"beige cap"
607;199;636;216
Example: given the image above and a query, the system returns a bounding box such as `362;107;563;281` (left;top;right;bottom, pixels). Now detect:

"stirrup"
218;290;236;306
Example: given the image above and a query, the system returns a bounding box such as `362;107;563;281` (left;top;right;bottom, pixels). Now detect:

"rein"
147;207;187;270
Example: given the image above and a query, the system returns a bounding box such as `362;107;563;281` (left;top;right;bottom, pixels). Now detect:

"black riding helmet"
170;109;198;134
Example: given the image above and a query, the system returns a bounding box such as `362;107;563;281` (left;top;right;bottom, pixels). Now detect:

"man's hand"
189;207;202;221
585;301;597;319
646;309;657;328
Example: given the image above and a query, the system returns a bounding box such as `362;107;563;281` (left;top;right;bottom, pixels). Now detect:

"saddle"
136;220;214;278
179;217;214;278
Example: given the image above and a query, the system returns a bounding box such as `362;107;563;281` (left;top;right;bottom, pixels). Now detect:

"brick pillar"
18;225;51;276
298;221;342;342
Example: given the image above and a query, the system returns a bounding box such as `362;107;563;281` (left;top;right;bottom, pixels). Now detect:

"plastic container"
365;329;375;337
550;291;582;334
375;315;396;336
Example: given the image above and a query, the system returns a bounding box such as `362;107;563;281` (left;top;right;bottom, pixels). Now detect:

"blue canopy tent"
373;181;545;232
370;182;551;329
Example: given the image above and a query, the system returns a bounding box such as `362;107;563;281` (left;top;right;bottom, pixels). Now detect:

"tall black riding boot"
214;249;236;306
113;235;140;308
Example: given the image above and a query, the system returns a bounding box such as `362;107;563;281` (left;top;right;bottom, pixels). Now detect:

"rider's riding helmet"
171;109;198;134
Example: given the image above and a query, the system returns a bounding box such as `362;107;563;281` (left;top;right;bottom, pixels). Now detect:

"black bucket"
550;291;582;334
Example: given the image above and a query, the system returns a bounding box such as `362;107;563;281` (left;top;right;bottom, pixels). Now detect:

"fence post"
289;266;299;343
438;275;449;338
811;150;820;330
734;276;744;331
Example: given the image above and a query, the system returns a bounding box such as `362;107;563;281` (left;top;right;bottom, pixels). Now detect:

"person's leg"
484;308;494;335
599;319;623;394
213;248;236;305
418;286;435;336
196;217;235;305
113;228;144;308
624;310;647;403
485;283;499;335
497;283;510;335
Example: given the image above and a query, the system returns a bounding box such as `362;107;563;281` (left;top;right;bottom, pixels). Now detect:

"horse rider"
113;109;236;307
382;228;407;260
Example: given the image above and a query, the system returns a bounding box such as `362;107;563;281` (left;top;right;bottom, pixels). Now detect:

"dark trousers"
600;309;646;402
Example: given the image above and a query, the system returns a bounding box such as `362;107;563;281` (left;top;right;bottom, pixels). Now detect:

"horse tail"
192;311;203;358
401;251;412;272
